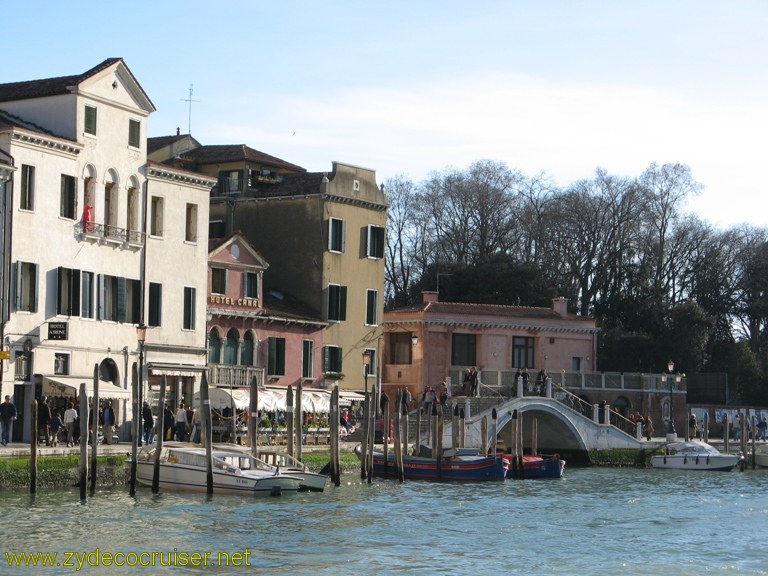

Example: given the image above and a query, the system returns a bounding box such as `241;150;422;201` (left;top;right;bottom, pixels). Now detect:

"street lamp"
666;360;677;442
136;323;147;446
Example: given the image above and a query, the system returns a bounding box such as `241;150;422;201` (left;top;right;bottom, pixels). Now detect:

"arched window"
241;331;254;366
663;397;671;422
208;329;221;364
223;329;239;365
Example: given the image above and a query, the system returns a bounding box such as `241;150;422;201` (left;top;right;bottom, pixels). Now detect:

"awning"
41;376;131;399
193;387;285;412
338;390;366;406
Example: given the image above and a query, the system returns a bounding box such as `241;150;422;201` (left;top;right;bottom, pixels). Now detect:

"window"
327;284;347;322
365;289;378;326
185;203;198;242
328;218;345;252
60;174;77;219
148;282;162;327
223;329;239;365
243;272;258;299
219;170;243;194
323;345;343;374
302;340;314;379
104;182;117;228
56;267;81;316
15;261;38;312
211;269;227;295
54;353;70;376
367;225;385;258
208;329;221;364
127;187;140;234
452;333;477;366
183;287;196;330
20;164;34;211
98;275;140;323
81;271;94;319
389;332;413;364
84;105;97;136
209;220;226;239
571;357;582;372
512;336;535;370
128;119;141;148
363;348;377;378
268;336;286;376
150;196;164;237
241;332;254;366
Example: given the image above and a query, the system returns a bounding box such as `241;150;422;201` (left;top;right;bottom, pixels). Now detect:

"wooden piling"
330;385;340;486
481;416;488;457
452;404;459;452
703;412;710;443
492;408;498;457
200;373;213;495
360;389;369;480
459;407;465;448
129;362;138;497
723;414;729;453
414;408;421;456
286;386;294;458
402;398;409;460
78;384;88;500
366;389;374;484
90;364;99;496
382;395;390;477
30;399;37;494
532;418;538;457
393;390;402;482
249;375;258;455
153;375;167;493
295;381;303;461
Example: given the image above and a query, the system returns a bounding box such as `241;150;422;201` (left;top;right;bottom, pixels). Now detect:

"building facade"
0;59;214;441
382;293;599;400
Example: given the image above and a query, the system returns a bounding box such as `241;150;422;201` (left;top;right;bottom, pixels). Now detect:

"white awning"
41;376;131;399
338;390;366;406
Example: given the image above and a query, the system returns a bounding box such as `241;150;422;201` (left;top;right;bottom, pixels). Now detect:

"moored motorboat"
236;446;328;492
754;444;768;468
650;440;741;471
135;442;304;495
357;445;507;481
503;453;565;479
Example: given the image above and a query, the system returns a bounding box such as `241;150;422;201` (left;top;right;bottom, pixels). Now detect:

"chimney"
176;127;180;136
552;297;568;316
423;291;439;304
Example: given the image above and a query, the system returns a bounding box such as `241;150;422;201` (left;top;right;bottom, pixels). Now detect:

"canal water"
2;467;768;575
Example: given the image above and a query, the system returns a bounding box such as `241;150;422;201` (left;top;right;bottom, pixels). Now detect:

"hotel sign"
48;321;68;340
208;295;259;308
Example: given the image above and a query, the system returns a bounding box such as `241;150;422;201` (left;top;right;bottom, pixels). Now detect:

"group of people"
730;413;768;441
630;411;655;441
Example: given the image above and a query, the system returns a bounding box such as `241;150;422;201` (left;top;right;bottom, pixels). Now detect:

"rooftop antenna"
181;83;199;134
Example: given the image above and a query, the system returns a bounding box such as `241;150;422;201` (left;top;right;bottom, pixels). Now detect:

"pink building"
207;233;326;391
382;293;598;400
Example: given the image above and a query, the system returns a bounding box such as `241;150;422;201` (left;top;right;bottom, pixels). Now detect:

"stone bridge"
443;396;646;453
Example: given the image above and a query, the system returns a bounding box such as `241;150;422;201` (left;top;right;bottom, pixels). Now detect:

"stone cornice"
146;164;216;189
11;130;81;156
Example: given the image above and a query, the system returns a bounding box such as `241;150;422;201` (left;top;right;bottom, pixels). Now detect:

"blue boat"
360;447;507;481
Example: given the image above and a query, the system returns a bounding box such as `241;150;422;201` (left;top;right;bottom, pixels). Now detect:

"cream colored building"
0;59;214;441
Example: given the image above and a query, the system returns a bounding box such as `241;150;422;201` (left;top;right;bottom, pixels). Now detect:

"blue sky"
5;1;766;229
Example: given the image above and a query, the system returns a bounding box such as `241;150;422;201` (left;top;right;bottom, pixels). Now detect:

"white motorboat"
255;449;328;492
135;442;303;495
754;444;768;468
650;440;742;471
211;443;328;492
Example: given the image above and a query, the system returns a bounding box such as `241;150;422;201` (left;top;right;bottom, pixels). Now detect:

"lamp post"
666;360;677;442
136;324;147;447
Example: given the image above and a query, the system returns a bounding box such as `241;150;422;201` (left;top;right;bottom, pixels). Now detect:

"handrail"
553;384;591;415
477;380;505;402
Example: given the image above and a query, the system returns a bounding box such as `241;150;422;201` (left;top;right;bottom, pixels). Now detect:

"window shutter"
117;277;127;322
14;262;20;311
31;264;38;313
72;269;81;316
341;220;346;252
97;275;104;320
339;286;347;321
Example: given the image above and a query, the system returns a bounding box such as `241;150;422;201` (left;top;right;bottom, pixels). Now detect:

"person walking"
63;402;78;447
142;401;154;444
37;396;52;446
0;395;17;446
101;400;116;444
175;402;188;441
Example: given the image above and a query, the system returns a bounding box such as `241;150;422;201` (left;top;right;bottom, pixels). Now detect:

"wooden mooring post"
286;386;294;459
249;375;258;454
200;373;213;495
90;364;99;496
330;385;341;486
360;389;369;480
78;383;88;500
153;375;167;493
30;399;37;494
129;362;138;497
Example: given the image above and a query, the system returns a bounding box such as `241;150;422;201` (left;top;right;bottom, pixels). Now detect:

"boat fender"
663;456;667;465
707;455;710;465
683;456;687;465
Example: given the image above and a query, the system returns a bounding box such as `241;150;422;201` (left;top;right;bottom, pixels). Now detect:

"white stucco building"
0;59;215;441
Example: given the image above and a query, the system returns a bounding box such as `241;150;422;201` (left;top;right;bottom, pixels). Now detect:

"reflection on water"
2;468;768;575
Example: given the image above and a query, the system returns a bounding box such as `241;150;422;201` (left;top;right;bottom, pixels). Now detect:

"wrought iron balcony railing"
75;221;145;247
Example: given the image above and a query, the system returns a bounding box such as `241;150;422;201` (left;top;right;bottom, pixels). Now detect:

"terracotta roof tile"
181;144;305;172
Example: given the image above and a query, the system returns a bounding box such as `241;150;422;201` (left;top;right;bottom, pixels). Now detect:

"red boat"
503;453;565;479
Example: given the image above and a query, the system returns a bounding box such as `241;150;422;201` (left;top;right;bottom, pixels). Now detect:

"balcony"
75;221;145;248
208;363;264;389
